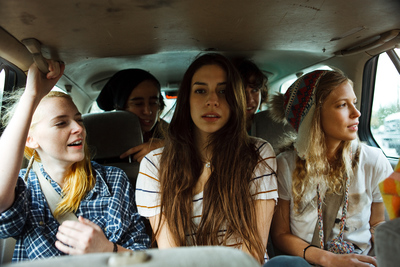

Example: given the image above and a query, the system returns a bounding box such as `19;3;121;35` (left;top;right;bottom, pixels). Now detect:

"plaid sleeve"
94;164;150;250
0;177;29;238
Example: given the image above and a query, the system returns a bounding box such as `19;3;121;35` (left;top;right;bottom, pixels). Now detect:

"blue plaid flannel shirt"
0;161;150;262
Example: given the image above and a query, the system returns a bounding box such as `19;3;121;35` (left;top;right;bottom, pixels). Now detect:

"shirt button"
39;221;45;226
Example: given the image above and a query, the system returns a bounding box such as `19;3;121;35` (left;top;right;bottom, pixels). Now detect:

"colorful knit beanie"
283;70;328;159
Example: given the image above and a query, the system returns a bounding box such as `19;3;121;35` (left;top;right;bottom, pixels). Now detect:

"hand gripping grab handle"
21;38;49;74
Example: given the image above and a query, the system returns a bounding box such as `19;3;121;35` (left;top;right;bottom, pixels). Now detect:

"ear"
26;135;39;149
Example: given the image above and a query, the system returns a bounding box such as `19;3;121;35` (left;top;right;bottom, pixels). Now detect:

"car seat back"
83;110;143;186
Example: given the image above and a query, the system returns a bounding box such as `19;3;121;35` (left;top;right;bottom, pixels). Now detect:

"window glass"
90;101;104;113
371;48;400;158
0;68;5;118
160;91;176;123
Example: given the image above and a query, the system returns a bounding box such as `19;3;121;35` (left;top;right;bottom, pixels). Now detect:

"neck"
325;140;341;162
40;161;73;188
194;130;212;163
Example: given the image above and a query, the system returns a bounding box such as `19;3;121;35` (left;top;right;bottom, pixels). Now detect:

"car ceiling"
0;0;400;111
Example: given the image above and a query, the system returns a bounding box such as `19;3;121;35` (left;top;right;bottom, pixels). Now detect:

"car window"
371;48;400;158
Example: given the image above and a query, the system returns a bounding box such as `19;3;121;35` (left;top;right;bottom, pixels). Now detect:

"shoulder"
249;136;274;155
356;142;393;175
358;142;390;166
92;161;124;175
142;147;164;166
91;161;128;184
277;149;297;165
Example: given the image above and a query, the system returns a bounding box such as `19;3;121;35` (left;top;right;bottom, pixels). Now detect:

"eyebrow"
129;96;159;101
192;81;227;86
50;112;82;122
333;97;357;103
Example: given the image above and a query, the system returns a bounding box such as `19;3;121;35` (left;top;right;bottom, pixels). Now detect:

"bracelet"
303;244;317;260
370;221;385;232
113;242;118;253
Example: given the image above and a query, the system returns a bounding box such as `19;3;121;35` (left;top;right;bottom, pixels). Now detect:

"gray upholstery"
0;238;16;265
83;110;143;186
375;218;400;267
2;246;260;267
250;110;295;154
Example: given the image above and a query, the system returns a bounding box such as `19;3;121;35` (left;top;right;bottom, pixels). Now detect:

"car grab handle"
21;38;49;74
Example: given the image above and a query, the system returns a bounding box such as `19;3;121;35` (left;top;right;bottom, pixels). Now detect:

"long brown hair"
158;53;266;262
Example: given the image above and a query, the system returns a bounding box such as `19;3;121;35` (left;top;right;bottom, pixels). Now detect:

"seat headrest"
83;111;143;161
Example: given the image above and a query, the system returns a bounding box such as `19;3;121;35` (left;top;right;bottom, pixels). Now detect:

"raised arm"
0;61;64;212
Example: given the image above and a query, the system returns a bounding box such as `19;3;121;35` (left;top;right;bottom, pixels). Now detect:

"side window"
371;48;400;158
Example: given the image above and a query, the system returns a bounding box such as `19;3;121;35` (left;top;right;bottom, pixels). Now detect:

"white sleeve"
135;149;162;218
250;140;278;203
370;148;394;202
276;151;296;201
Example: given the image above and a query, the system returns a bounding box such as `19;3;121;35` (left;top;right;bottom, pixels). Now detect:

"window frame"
359;55;378;147
361;49;400;162
0;58;27;134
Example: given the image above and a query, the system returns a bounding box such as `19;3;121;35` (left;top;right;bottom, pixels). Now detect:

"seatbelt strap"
32;162;78;224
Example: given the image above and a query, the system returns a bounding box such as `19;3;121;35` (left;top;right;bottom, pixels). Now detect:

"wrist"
319;250;334;266
112;242;118;253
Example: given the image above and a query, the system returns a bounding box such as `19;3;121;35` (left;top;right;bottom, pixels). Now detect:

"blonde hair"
291;70;357;212
4;90;95;218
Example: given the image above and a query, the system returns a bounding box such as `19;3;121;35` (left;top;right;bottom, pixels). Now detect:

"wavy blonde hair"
290;70;358;212
4;90;95;218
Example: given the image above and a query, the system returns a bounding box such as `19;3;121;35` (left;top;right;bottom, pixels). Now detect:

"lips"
67;139;83;147
202;112;221;122
139;118;154;127
348;122;359;131
246;106;255;113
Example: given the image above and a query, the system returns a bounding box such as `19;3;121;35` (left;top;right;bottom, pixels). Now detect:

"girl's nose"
143;104;153;115
351;104;361;118
206;91;219;107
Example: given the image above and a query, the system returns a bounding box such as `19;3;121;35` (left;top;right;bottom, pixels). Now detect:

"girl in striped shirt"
136;53;278;264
